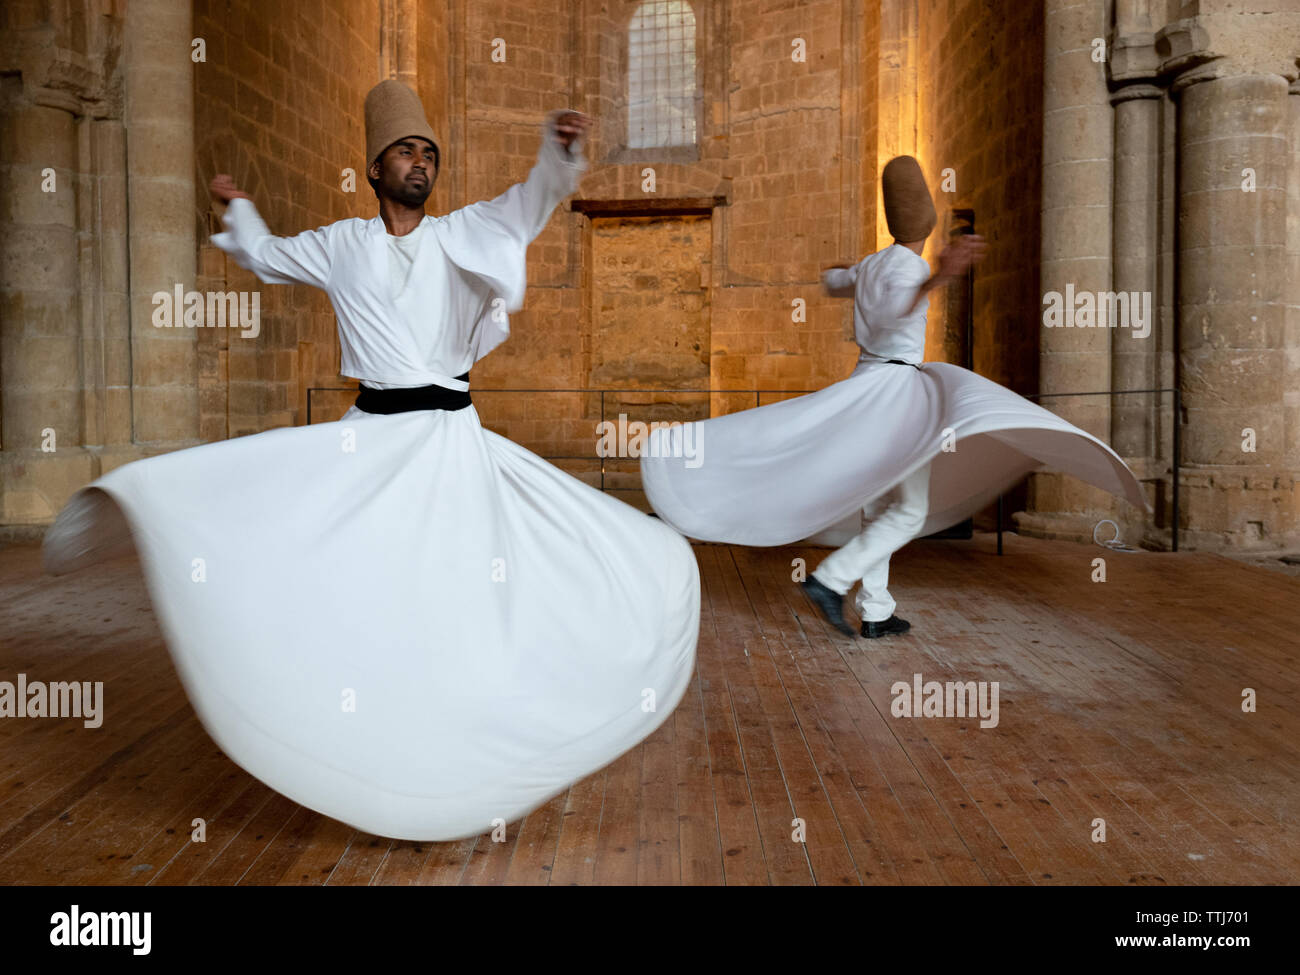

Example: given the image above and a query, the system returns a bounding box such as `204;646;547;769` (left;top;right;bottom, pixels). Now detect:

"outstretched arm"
208;175;332;289
821;262;860;298
434;110;592;316
449;110;592;249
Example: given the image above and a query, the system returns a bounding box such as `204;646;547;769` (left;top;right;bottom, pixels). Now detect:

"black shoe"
861;615;911;639
800;577;856;636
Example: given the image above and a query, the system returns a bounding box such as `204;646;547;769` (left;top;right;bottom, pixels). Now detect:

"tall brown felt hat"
365;79;440;168
881;155;936;243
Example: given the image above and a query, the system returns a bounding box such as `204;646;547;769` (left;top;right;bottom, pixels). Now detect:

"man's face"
368;137;437;206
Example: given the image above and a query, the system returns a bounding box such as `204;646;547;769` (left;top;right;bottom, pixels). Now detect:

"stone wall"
435;0;883;494
917;0;1045;393
3;0;1296;550
1023;0;1300;551
192;0;382;440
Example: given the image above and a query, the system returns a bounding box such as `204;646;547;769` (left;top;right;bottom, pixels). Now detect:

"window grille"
627;1;697;148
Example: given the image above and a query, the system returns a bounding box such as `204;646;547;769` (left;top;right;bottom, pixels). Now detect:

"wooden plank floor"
1;533;1297;885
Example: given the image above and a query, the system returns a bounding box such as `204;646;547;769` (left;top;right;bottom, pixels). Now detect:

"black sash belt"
355;372;472;414
885;358;923;370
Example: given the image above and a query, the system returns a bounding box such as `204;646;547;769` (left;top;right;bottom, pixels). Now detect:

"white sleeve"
210;197;332;289
821;261;861;298
872;257;934;328
435;109;587;311
474;107;588;245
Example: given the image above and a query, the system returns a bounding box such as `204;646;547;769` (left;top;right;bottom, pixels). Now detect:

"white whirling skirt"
640;360;1151;546
43;404;700;841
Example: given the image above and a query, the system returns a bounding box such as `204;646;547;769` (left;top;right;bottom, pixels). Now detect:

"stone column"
1286;77;1300;477
876;0;919;249
1019;0;1116;541
125;0;198;446
1175;69;1291;546
1109;85;1161;459
381;0;420;89
76;118;134;457
1040;0;1112;436
0;96;93;523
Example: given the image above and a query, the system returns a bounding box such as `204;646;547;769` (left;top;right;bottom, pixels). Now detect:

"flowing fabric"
640;359;1151;547
39;111;701;842
44;404;699;841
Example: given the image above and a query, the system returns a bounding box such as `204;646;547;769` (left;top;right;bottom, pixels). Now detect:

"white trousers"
811;462;931;623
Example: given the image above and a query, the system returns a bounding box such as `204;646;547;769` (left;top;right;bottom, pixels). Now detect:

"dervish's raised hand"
210;174;250;204
937;234;987;279
550;111;593;152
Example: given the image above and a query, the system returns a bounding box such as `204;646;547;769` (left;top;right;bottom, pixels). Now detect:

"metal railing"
309;383;1181;552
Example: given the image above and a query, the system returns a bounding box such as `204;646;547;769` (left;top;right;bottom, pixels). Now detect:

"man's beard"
384;174;433;207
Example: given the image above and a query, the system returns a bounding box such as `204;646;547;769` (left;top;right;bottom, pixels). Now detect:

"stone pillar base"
1;449;100;525
1016;462;1300;551
1178;465;1300;551
1016;461;1167;549
0;446;150;526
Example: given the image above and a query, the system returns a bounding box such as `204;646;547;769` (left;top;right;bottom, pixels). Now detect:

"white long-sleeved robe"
641;243;1151;548
41;112;701;843
210;110;587;391
823;243;932;366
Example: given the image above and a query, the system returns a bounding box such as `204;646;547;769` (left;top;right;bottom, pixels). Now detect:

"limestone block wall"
442;0;594;462
431;0;884;492
4;0;1294;551
0;0;193;530
916;0;1045;395
192;0;383;440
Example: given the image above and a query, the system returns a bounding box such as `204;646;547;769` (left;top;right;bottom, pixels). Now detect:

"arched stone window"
627;0;697;149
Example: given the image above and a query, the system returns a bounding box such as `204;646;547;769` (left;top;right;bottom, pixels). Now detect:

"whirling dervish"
640;154;1149;638
42;80;700;841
